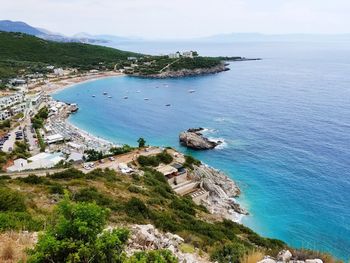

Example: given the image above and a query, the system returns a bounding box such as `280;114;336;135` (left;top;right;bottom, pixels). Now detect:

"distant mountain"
0;20;44;36
0;20;138;45
199;32;350;42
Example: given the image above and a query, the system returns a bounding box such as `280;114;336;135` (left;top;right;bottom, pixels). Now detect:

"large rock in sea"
179;128;221;150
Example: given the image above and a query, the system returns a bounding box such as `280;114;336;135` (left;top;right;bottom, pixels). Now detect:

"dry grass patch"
240;250;265;263
0;231;36;263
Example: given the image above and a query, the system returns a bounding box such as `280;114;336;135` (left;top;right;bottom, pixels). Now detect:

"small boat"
136;90;141;93
165;104;171;107
188;90;196;93
144;98;149;101
124;96;128;99
103;92;108;95
108;96;112;98
92;95;96;97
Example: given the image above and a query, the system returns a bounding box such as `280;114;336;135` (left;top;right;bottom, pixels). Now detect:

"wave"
208;137;228;149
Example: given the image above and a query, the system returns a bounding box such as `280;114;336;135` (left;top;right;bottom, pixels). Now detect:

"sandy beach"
36;71;125;95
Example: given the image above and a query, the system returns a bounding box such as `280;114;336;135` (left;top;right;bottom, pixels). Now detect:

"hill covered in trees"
0;31;140;81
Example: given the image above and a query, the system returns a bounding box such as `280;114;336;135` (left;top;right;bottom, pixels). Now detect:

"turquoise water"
54;41;350;259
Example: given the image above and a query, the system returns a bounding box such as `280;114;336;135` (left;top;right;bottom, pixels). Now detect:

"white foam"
208;137;228;149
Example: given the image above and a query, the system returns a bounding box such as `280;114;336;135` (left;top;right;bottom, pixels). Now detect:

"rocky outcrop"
125;224;212;263
133;63;229;79
192;165;248;221
258;250;324;263
179;128;221;150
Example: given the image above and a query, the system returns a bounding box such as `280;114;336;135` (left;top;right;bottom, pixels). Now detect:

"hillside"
0;31;140;81
0;20;44;36
0;167;286;262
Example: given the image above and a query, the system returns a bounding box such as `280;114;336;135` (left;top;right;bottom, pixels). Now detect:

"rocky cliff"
192;165;248;222
179;128;221;150
133;63;229;79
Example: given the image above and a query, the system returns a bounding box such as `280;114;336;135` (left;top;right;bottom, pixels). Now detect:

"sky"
1;0;350;39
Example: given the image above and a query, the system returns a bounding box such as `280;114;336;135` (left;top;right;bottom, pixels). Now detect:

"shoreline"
48;73;248;222
37;71;125;95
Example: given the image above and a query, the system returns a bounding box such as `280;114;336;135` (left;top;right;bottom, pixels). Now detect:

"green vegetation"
132;56;223;76
31;106;48;129
85;145;134;162
0;186;41;231
0;31;140;82
0;160;334;262
0;119;10;129
183;155;201;170
137;150;173;167
137;137;146;148
27;195;177;263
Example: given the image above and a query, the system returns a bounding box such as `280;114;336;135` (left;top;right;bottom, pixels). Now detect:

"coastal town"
0;27;336;263
0;61;247;223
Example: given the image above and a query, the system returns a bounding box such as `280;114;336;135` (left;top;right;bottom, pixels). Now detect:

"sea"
53;40;350;260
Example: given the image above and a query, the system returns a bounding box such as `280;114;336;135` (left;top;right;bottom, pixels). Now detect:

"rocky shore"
179;128;222;150
193;164;248;221
132;63;229;79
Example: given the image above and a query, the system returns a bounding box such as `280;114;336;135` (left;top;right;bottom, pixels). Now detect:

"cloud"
1;0;349;38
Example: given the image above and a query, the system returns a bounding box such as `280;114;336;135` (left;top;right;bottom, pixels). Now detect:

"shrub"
210;242;249;263
27;197;130;263
48;184;64;195
20;174;45;185
126;249;178;263
74;187;113;207
184;155;201;169
0;212;42;231
137;151;173;167
156;151;173;164
125;197;149;220
128;185;143;194
0;187;26;212
137;155;160;167
170;197;196;216
49;168;84;179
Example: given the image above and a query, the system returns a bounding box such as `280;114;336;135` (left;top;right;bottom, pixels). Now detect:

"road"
0;168;66;179
2;128;19;152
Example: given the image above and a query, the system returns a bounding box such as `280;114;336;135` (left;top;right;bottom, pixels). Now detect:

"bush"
126;249;178;263
184;155;201;169
156;151;173;164
210;242;249;263
125;197;150;220
20;174;45;185
128;185;144;194
74;187;113;207
137;155;160;167
0;187;26;212
48;184;64;195
49;168;84;179
0;212;41;231
170;197;196;216
27;197;129;263
137;151;173;167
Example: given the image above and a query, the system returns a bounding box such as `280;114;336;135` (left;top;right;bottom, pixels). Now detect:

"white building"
46;134;65;144
7;153;64;172
0;93;25;110
168;52;180;59
10;102;26;116
54;68;64;76
182;51;194;58
0;110;11;121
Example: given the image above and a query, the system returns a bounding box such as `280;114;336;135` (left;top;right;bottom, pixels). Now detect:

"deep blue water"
54;41;350;260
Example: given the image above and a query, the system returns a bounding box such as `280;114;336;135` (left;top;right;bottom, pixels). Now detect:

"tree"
27;196;129;263
137;137;146;148
27;196;178;263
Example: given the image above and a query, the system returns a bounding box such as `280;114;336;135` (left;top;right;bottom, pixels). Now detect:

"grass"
179;243;195;253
